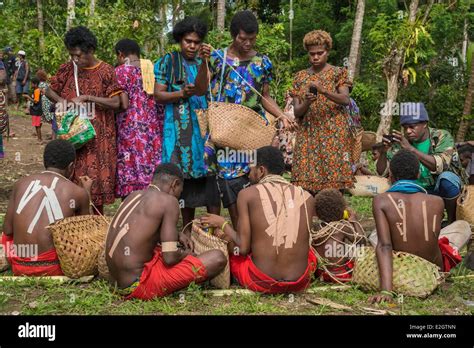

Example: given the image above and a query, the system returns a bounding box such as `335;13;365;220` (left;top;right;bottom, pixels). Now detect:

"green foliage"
0;0;471;137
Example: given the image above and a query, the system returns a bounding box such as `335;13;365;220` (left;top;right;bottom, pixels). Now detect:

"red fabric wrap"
315;259;354;283
438;237;462;272
126;246;208;300
229;249;317;294
1;233;63;276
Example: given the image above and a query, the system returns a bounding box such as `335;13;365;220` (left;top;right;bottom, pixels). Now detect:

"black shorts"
217;175;251;208
180;176;220;209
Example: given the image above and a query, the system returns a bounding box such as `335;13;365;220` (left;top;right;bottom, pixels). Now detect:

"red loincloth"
315;259;354;283
229;249;317;294
125;246;208;300
438;237;462;272
1;233;63;276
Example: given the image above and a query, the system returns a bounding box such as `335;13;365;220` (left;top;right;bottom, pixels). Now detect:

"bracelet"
221;221;230;232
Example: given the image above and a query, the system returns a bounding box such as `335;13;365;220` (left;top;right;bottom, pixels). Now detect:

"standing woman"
114;39;163;198
154;17;220;231
291;30;353;195
46;26;122;213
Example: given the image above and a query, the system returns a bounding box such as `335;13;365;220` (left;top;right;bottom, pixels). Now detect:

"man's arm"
3;184;16;236
391;130;437;172
369;195;394;304
23;62;29;85
199;189;252;255
160;196;191;266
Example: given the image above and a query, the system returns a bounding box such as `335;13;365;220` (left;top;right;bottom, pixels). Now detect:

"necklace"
41;170;71;182
148;184;161;192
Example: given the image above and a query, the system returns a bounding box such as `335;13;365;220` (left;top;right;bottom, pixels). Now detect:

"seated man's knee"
436;172;461;199
212;250;227;271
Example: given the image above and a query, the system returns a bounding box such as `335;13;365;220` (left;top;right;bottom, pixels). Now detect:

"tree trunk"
37;0;45;56
217;0;225;31
66;0;75;32
462;18;468;65
90;0;95;17
347;0;365;82
376;0;419;140
159;2;167;56
456;51;474;142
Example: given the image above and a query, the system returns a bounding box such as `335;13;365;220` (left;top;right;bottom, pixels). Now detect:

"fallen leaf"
11;311;20;315
28;301;38;309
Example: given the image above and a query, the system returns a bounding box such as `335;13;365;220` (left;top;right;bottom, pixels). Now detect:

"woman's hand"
71;95;89;104
304;92;318;104
181;84;196;98
309;81;327;94
280;113;298;132
198;44;212;60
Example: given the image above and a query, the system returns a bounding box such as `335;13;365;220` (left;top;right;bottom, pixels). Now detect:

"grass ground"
0;108;473;315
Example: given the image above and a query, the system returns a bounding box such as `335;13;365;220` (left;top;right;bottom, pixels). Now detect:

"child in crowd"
25;77;42;143
36;70;56;140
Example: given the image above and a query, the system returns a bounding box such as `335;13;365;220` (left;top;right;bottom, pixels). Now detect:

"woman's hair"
115;39;140;57
303;30;332;51
31;77;40;86
314;189;346;223
230;10;259;38
36;69;48;82
172;16;208;43
64;26;98;53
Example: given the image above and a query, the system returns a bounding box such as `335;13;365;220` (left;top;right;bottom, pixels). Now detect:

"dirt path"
0;109;54;214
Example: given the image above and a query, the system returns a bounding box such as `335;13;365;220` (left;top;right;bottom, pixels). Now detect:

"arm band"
162;241;178;252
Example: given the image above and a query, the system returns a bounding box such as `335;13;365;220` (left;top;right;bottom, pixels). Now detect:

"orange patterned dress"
290;65;353;193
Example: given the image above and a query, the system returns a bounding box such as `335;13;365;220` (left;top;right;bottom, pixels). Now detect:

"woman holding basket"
197;10;297;227
45;26;122;214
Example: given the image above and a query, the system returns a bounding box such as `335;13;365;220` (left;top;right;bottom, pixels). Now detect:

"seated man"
2;139;92;276
376;103;467;223
312;189;366;282
106;163;226;300
370;150;471;303
201;146;317;294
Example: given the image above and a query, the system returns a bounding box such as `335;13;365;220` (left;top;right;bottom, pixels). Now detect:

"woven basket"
191;222;230;289
351;127;364;163
48;215;110;279
0;244;9;272
353;247;442;298
362;131;377;152
348;175;390;197
98;246;113;282
196;102;277;150
456;185;474;226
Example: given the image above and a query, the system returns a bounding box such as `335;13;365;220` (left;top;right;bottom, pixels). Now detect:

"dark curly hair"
390;149;420;181
154;163;184;183
64;26;98;53
172;16;208;43
115;38;140;57
314;189;346;223
44;139;76;170
256;146;285;175
230;10;259;38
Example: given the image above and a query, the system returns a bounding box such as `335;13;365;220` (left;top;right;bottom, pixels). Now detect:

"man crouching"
201;146;317;294
369;150;471;303
106;163;226;300
2;139;92;276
